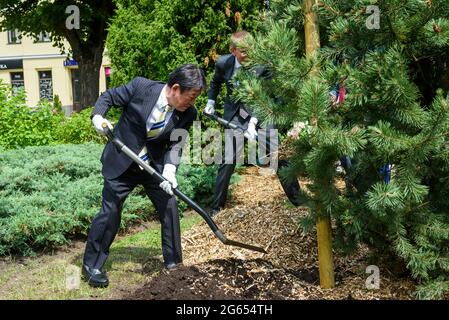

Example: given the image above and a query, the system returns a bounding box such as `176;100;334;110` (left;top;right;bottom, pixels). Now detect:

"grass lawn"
0;213;202;300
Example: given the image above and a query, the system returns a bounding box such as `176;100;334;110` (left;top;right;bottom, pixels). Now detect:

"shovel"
102;123;267;254
204;112;253;139
203;112;278;164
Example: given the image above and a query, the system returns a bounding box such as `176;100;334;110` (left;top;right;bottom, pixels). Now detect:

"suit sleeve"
207;59;225;103
91;77;141;118
164;108;198;168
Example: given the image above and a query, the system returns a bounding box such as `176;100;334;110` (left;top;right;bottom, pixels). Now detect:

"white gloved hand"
287;121;307;140
244;117;258;141
159;164;178;196
204;100;215;115
92;114;113;135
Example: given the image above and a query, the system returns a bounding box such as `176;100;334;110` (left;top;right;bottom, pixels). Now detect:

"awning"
0;59;23;70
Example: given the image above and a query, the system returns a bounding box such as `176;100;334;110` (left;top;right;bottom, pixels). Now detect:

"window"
7;30;21;44
10;72;25;96
71;69;81;112
38;70;53;101
36;31;51;42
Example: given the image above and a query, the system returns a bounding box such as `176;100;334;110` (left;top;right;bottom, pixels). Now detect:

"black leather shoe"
289;197;304;207
165;262;182;270
209;208;221;217
82;264;109;288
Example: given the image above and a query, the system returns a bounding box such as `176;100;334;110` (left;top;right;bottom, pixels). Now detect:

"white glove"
92;114;113;135
287;121;307;140
159;164;178;196
204;100;215;115
244;117;258;141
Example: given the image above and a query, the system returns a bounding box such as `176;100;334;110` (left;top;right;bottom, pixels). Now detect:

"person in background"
204;31;302;216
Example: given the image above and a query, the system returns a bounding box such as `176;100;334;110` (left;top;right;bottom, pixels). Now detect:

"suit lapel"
143;82;165;123
225;55;235;80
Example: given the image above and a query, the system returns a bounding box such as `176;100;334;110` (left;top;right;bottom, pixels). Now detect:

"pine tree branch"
316;1;341;16
413;101;448;151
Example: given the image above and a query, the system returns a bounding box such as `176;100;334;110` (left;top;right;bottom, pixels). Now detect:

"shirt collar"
156;84;169;110
234;56;242;70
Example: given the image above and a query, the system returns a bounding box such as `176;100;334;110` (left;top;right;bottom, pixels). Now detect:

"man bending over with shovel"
204;31;303;216
82;64;207;288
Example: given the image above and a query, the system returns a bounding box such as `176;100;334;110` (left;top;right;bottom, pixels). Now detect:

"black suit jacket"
208;54;244;121
92;77;197;180
208;54;268;121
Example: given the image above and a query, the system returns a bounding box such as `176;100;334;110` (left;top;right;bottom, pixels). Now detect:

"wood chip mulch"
127;166;417;300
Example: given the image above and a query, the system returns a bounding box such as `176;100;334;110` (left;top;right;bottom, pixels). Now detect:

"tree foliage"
0;0;116;108
106;0;265;85
235;0;449;299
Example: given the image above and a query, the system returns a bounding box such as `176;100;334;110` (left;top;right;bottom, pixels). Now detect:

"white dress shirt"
146;85;173;132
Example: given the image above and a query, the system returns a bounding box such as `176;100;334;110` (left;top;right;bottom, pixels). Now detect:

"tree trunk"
62;0;114;111
75;45;104;111
304;0;321;61
303;0;335;289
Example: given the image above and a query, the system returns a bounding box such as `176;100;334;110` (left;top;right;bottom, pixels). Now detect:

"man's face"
232;46;248;64
166;84;202;112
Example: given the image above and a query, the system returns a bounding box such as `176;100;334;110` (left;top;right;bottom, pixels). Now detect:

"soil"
123;166;418;300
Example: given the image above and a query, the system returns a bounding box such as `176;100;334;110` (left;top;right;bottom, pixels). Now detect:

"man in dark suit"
82;64;206;288
204;31;302;215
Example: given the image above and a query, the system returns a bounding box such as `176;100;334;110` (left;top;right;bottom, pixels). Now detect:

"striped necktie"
147;104;172;138
137;104;172;169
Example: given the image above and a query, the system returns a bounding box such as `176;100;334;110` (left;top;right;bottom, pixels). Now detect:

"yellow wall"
0;30;110;112
23;58;72;107
0;30;61;57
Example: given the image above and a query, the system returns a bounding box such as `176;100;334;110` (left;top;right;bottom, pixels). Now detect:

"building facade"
0;30;111;114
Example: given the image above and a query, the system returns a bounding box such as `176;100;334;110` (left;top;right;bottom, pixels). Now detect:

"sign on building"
0;59;23;70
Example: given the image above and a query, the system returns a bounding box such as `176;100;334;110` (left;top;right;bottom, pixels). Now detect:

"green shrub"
177;163;220;210
0;82;63;149
0;143;149;255
53;94;63;114
53;107;105;144
0;143;226;255
0;79;126;147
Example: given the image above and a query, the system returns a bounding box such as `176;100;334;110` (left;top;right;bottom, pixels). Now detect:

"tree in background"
0;0;116;109
106;0;264;85
235;0;449;299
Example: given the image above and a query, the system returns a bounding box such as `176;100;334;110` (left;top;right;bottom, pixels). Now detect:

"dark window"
7;30;21;44
10;72;25;96
38;70;53;101
71;69;81;112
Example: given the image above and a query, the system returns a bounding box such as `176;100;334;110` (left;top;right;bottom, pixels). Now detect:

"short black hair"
167;64;207;92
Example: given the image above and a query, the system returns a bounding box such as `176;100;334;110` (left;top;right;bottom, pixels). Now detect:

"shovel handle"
204;112;261;141
203;112;243;131
102;124;220;232
101;122;267;254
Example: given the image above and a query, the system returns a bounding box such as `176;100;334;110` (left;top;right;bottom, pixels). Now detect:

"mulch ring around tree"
125;167;417;300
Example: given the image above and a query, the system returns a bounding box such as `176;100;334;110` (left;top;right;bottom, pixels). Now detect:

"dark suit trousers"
83;163;182;269
210;118;302;210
